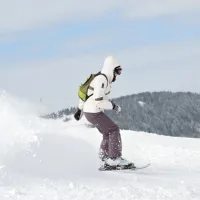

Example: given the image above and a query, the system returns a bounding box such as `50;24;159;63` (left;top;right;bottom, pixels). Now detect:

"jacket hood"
101;56;120;83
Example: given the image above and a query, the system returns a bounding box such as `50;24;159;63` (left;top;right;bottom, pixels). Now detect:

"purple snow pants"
84;111;122;160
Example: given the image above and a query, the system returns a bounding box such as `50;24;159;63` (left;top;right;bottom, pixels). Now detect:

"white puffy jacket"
78;56;120;113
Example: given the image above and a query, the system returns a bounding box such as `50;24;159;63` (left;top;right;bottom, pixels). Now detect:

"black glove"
74;108;82;121
111;101;121;113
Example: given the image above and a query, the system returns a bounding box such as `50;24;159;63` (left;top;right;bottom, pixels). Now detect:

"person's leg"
99;134;109;160
84;112;122;159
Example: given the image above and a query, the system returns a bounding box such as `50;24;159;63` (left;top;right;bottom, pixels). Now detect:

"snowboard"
98;163;150;171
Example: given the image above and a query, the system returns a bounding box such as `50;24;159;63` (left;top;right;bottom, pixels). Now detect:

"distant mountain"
43;91;200;138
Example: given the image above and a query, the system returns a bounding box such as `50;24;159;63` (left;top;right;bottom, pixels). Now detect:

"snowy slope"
0;91;200;200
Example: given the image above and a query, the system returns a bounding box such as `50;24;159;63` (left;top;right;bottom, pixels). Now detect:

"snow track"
0;91;200;200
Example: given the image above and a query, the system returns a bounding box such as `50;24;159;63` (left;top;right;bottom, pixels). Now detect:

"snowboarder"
74;56;132;168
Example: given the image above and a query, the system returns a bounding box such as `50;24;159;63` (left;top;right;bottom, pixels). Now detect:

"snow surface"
138;101;146;107
0;90;200;200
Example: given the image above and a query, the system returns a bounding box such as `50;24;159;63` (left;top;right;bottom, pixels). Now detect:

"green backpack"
78;71;108;102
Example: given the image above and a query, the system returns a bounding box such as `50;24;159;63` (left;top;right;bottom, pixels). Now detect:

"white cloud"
0;39;199;111
0;0;199;34
124;0;200;19
0;0;121;34
118;39;200;68
111;39;200;98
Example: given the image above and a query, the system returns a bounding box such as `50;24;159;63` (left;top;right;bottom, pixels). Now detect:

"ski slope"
0;90;200;200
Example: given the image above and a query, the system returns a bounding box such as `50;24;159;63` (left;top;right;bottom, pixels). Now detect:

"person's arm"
74;99;84;121
78;98;84;110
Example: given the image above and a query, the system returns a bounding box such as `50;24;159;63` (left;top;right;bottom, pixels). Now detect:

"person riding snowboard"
74;56;132;168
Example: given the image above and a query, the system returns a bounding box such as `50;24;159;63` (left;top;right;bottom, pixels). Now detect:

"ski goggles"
114;66;122;75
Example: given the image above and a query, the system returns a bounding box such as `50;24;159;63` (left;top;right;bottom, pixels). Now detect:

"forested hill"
44;91;200;138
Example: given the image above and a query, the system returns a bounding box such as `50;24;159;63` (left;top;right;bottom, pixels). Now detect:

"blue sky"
0;0;200;111
0;13;199;65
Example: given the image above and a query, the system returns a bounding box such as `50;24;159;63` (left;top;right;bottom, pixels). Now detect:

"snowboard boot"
105;157;132;166
100;156;109;166
100;157;135;170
